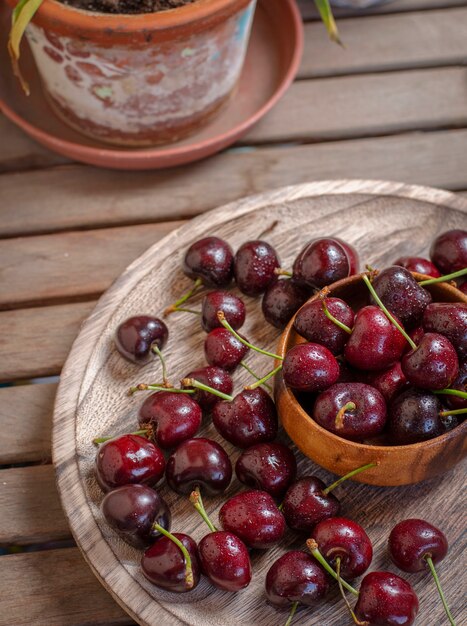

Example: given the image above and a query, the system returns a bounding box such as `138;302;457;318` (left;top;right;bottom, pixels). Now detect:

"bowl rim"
276;270;467;453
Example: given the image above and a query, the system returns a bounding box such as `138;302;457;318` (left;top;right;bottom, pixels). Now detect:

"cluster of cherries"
93;227;466;625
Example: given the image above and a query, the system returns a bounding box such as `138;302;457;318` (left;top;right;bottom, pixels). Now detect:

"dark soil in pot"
61;0;195;14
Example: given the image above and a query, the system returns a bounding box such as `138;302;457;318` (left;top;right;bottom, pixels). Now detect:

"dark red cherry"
141;532;201;592
294;297;355;355
219;490;285;549
292;237;357;289
394;256;441;278
265;551;329;608
403;326;425;355
313;383;387;441
212;388;278;448
204;327;249;371
201;291;246;332
95;434;165;492
335;237;359;275
198;531;251;592
401;332;459;389
388;389;444;444
354;571;419;626
365;361;409;403
101;484;171;549
371;266;432;328
165;437;232;496
430;229;467;274
115;316;168;364
344;306;407;371
183;236;234;287
459;281;467;295
234;240;280;296
312;517;373;579
422;302;467;361
388;519;448;573
181;366;233;411
138;391;202;449
442;361;467;410
235;442;297;498
282;477;340;532
262;278;309;329
282;343;340;393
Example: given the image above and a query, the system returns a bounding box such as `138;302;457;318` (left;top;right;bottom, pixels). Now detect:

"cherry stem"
128;383;194;396
181;378;234;402
336;558;368;626
440;407;467;417
245;364;283;390
171;307;201;315
164;277;203;316
93;429;149;445
335;401;356;429
419;267;467;286
306;539;358;596
217;311;283;361
240;361;272;392
433;388;467;400
151;345;169;386
362;274;417;351
323;462;378;495
153;523;194;589
425;556;456;626
320;290;352;335
284;601;299;626
189;487;217;533
274;268;293;278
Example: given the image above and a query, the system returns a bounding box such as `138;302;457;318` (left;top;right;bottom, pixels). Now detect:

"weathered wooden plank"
0;383;56;464
0;301;94;382
299;0;467;20
0;222;183;309
0;129;467;237
0;465;69;545
300;8;467;78
0;548;134;626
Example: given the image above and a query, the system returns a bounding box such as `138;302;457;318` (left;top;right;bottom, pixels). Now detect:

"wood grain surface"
53;181;467;626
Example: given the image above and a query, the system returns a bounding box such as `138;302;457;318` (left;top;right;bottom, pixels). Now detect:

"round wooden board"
53;180;467;626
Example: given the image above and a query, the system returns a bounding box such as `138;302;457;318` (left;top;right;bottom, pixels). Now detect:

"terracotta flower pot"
10;0;256;145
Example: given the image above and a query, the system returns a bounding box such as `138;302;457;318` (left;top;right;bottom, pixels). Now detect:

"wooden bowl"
275;272;467;487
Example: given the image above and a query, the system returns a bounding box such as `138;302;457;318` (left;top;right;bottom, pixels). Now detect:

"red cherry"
389;519;448;573
115;315;168;364
430;229;467;274
354;571;419;626
282;343;340;393
183;236;234;287
234;240;280;296
235;442;297;498
204;327;249;371
201;290;246;332
292;237;358;289
198;531;252;592
294;297;355;355
422;302;467;361
401;332;459;390
181;365;233;412
262;278;308;329
282;477;340;532
365;361;409;403
394;256;441;278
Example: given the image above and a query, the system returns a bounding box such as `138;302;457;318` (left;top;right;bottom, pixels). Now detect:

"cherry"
219;490;286;549
235;442;297;498
282;343;340;393
311;517;373;579
183;236;234;287
142;531;201;592
422;302;467;361
394;256;441;278
181;365;233;411
234;240;280;296
137;391;202;449
401;332;459;390
371;266;432;328
115;315;168;364
165;437;232;495
442;361;467;410
294;297;355;355
201;290;246;332
204;327;249;371
344;306;407;371
101;484;171;549
95;434;165;492
388;389;444;444
313;383;387;440
190;489;252;592
292;237;358;289
212;387;278;448
354;571;419;626
430;229;467;274
389;519;455;625
365;362;409;403
403;326;425;354
336;237;360;274
262;278;308;329
265;551;329;624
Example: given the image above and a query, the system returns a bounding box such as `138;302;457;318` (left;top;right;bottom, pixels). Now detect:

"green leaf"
314;0;342;45
8;0;45;94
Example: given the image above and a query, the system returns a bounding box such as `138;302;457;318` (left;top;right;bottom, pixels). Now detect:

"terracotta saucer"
0;0;303;170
